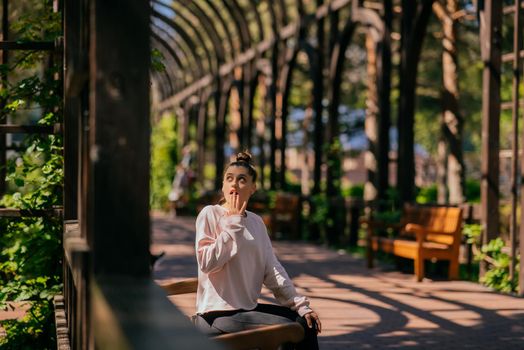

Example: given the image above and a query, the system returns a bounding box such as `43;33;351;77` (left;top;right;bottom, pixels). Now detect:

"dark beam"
0;40;56;50
0;124;62;134
0;207;63;217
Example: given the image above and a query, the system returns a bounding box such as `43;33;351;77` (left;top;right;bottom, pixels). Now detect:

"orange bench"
362;204;463;281
159;278;304;350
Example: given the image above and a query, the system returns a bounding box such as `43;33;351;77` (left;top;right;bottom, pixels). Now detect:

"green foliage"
476;238;519;294
0;2;62;347
151;48;166;73
464;224;520;293
0;300;56;350
465;179;481;203
415;184;438;204
150;114;178;209
309;193;329;227
341;183;364;198
462;223;482;245
325;140;342;193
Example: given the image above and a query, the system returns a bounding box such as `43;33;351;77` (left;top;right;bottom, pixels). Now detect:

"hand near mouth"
226;191;247;217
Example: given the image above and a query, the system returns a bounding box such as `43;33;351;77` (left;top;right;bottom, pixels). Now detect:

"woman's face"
222;165;256;209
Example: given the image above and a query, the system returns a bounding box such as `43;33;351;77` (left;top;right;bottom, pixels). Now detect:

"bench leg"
448;260;459;280
414;256;424;282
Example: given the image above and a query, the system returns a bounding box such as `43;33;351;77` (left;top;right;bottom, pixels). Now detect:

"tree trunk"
434;0;465;204
364;34;378;202
397;0;434;204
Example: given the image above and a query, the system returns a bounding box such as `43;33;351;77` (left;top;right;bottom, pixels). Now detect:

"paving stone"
152;213;524;350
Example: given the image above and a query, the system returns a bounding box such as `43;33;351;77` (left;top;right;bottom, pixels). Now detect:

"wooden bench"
159;278;305;350
362;204;463;282
269;193;302;240
247;192;301;240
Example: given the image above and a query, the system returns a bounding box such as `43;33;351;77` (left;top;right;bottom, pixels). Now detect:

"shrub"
150;114;178;210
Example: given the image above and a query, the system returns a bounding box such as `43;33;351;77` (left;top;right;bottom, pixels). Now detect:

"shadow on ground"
151;213;524;350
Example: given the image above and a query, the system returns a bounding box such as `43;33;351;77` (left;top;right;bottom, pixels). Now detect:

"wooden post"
377;0;392;204
269;42;278;190
88;0;151;276
479;0;502;277
513;0;523;295
214;78;229;190
63;0;80;221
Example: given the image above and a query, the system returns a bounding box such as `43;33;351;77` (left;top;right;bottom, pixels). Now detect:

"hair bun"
236;151;252;163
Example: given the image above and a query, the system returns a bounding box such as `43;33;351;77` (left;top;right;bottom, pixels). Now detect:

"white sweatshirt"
195;204;312;317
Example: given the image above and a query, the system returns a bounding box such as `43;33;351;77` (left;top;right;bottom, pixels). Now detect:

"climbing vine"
0;1;62;348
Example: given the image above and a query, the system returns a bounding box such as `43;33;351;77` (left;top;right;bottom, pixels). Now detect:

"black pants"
195;303;319;350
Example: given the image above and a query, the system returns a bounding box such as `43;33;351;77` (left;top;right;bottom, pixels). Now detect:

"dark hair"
224;150;258;182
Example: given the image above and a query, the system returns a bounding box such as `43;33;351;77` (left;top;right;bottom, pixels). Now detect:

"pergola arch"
151;35;187;96
153;0;226;65
152;7;217;74
151;26;203;101
150;0;392;195
152;22;204;81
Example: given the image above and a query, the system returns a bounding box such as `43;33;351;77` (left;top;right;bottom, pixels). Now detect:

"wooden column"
513;0;523;295
88;0;151;276
376;0;392;204
214;78;229;190
63;0;81;220
196;92;208;188
269;42;279;190
479;0;502;277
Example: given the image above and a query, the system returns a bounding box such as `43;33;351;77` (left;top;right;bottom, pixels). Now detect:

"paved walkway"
152;213;524;350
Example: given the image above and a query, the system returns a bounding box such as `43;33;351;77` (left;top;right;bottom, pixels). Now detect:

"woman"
194;151;321;349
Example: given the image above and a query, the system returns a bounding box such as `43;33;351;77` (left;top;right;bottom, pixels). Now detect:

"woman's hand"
226;192;247;216
304;311;321;334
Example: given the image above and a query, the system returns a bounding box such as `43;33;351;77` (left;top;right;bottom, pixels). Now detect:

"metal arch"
231;0;256;45
152;7;217;73
152;64;175;101
276;0;288;27
150;38;184;94
152;8;215;74
151;32;186;81
223;0;251;51
154;0;226;65
245;0;265;42
201;0;241;58
264;0;279;36
296;0;306;17
172;0;235;62
324;4;387;196
152;23;202;85
214;74;235;190
152;30;201;93
151;71;168;101
150;37;181;97
152;19;205;81
276;20;307;188
152;55;178;97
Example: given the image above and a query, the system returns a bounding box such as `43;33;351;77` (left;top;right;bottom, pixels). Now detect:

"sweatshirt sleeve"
262;227;312;317
196;206;246;274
